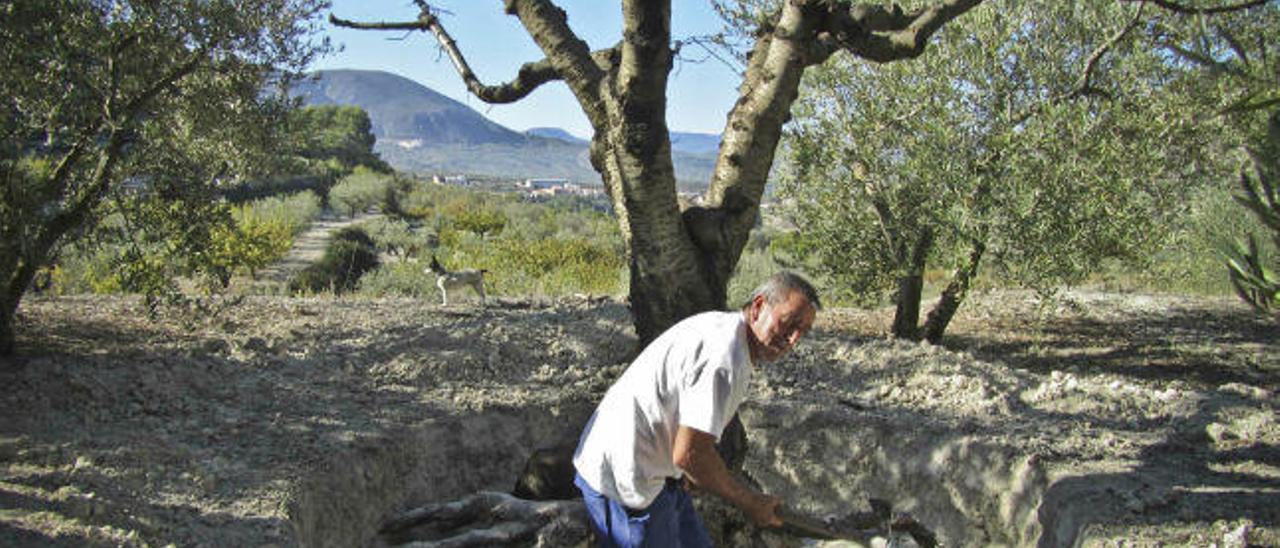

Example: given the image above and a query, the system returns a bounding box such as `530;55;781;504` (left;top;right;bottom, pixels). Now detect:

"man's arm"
672;425;782;527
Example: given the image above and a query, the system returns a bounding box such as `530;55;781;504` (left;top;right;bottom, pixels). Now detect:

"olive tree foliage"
0;0;330;355
775;0;1270;342
332;0;985;344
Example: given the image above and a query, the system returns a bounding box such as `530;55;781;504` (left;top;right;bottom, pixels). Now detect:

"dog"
427;255;487;306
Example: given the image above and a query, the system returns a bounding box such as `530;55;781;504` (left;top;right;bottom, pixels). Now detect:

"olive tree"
333;0;986;343
777;0;1270;342
0;0;330;355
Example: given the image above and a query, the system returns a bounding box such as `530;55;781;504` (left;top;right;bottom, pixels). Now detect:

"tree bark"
891;228;932;340
921;240;985;344
0;296;15;357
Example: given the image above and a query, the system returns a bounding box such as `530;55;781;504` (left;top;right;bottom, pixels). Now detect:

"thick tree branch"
1120;0;1269;15
330;9;578;104
830;0;986;63
618;0;672;102
505;0;613;126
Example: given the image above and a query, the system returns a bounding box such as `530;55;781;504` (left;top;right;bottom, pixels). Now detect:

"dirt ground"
0;289;1276;547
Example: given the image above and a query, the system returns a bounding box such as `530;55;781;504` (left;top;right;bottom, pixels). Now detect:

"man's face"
747;289;817;363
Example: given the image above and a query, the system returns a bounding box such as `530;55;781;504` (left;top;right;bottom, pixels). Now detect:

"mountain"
525;127;587;145
292;69;524;146
670;132;722;155
527;127;721;156
294;69;716;185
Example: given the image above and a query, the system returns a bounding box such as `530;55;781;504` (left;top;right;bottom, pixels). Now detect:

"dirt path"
253;211;383;289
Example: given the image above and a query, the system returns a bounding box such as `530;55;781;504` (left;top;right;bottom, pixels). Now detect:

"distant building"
432;174;470;186
521;178;568;190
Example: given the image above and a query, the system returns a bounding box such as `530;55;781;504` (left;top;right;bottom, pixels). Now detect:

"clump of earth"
1;289;1276;547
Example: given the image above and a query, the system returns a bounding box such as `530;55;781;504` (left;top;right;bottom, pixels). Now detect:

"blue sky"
313;0;742;139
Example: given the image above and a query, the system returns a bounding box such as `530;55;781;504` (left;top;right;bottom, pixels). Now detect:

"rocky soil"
0;289;1276;547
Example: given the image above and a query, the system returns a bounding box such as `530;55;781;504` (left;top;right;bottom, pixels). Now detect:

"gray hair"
742;271;822;311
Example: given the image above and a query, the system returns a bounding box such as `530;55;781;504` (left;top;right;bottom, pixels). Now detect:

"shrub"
358;260;435;298
453;207;507;237
289;227;380;294
330;168;392;217
246;191;323;235
211;214;292;280
359;216;427;259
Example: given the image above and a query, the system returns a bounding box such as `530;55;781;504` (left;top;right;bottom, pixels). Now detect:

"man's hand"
673;425;783;528
744;491;783;528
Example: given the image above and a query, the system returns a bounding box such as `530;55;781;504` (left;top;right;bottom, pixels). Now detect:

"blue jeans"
575;472;713;548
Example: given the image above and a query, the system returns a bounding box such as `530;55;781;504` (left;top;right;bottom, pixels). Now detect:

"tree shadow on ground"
943;303;1278;389
1037;395;1280;547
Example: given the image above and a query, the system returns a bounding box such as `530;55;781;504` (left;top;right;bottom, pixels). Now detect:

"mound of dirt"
1;289;1276;547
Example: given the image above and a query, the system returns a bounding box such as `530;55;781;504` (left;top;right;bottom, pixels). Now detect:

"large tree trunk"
891;229;933;340
0;249;45;357
891;274;924;340
0;298;15;357
921;240;985;344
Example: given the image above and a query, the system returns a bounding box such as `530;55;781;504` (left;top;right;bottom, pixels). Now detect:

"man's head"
742;271;821;363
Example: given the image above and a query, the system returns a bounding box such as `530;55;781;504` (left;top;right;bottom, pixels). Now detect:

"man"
573;271;821;547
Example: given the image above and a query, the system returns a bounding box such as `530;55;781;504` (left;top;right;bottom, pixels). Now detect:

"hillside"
293;69;718;185
291;69;522;146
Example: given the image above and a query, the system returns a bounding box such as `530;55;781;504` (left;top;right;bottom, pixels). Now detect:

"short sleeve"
678;361;732;440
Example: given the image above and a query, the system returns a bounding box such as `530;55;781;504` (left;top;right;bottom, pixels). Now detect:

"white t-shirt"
573;310;754;509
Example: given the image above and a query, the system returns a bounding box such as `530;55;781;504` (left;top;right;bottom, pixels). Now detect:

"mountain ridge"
294;69;718;185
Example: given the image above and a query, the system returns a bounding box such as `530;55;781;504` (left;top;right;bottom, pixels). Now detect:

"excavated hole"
286;401;1092;547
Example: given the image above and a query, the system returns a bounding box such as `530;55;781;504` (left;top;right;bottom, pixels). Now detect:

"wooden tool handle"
775;505;875;543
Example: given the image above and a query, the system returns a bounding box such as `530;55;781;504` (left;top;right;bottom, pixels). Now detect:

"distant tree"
330;168;393;217
287;104;391;173
777;0;1275;342
0;0;329;355
452;208;508;238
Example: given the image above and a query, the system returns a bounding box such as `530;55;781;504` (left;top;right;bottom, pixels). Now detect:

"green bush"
399;186;437;220
453;207;507;237
330;168;392;217
444;236;624;297
359;216;429;259
246;191;323;235
290;227;380;294
358;260;436;297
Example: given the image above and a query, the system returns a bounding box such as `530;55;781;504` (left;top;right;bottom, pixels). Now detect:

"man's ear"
748;294;766;321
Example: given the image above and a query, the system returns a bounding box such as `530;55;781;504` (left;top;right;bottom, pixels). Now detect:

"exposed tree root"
379;491;590;547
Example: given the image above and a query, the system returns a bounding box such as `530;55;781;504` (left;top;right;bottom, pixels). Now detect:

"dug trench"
4;291;1276;546
287;400;1144;547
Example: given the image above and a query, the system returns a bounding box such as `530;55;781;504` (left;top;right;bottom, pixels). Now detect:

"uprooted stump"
378;491;591;547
